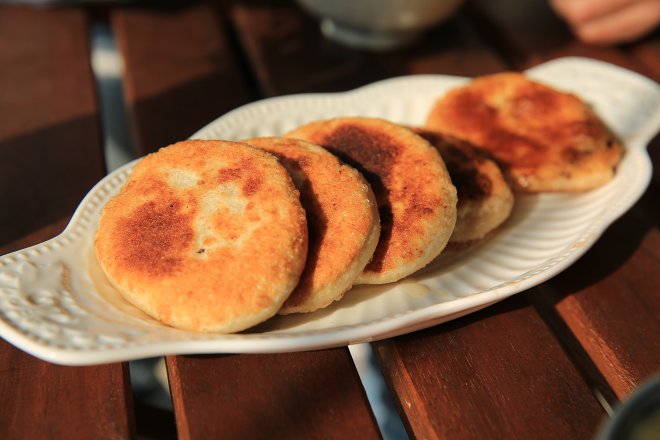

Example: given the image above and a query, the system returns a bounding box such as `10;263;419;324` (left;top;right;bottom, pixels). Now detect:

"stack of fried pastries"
95;73;623;333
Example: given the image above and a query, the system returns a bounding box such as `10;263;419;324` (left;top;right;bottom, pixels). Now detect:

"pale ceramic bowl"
598;376;660;440
295;0;464;50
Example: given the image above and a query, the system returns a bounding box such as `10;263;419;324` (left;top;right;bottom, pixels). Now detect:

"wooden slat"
374;293;606;439
630;31;660;83
464;0;656;76
0;6;134;439
533;192;660;399
0;6;135;439
112;1;254;155
465;0;660;401
531;135;658;402
0;216;70;256
650;136;660;190
0;341;135;439
113;2;380;437
372;12;506;78
0;224;135;439
0;5;105;247
232;0;384;96
231;0;506;97
166;350;381;440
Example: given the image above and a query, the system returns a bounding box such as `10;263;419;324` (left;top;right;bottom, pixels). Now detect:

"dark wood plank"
0;6;135;439
532;192;660;399
0;5;106;246
166;350;382;440
231;0;506;97
530;135;659;402
232;0;384;96
371;11;506;78
0;341;135;439
0;218;135;439
0;216;70;256
465;0;657;76
465;0;660;401
112;1;254;155
373;293;606;440
630;30;660;83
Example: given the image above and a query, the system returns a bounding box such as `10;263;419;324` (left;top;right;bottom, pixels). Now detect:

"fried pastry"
414;128;514;243
426;72;623;192
95;140;308;333
243;137;380;314
286;117;457;284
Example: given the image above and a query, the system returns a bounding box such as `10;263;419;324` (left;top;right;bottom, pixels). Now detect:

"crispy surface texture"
243;137;380;313
414;128;514;243
286;117;457;284
95;140;308;333
426;72;623;192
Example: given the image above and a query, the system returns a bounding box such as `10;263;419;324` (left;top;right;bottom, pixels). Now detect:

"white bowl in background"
295;0;464;50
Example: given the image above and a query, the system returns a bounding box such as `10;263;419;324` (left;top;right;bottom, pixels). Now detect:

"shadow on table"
0;115;105;247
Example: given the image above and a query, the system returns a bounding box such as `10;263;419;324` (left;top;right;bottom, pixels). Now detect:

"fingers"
550;0;660;45
551;0;636;23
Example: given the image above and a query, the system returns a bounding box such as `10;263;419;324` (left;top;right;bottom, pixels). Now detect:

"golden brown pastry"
286;117;457;284
243;137;380;314
414;128;514;243
95;140;308;332
426;72;623;192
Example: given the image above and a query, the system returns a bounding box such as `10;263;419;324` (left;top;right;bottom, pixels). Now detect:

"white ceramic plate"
0;57;658;365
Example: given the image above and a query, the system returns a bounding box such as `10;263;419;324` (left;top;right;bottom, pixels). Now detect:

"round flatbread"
243;137;380;313
95;139;308;333
426;72;623;192
414;128;514;243
286;117;457;284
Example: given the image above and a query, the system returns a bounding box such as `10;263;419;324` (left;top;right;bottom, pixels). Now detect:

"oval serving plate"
0;57;658;365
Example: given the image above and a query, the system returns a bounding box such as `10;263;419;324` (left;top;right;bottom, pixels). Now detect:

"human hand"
550;0;660;45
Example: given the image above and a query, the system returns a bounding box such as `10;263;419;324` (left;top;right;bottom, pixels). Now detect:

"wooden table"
0;1;658;438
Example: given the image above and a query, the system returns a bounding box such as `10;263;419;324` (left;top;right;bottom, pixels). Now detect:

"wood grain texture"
0;8;134;439
0;214;135;439
0;217;70;256
0;5;105;246
535;194;660;399
465;0;660;401
630;30;660;82
374;294;607;440
112;2;253;155
231;0;506;97
0;341;134;439
465;0;656;75
535;137;659;402
166;350;381;440
231;0;385;96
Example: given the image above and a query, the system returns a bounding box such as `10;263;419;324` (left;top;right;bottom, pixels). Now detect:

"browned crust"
95;140;308;332
243;137;380;313
413;128;514;243
286;117;457;284
426;72;624;193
